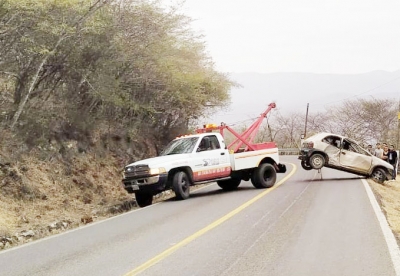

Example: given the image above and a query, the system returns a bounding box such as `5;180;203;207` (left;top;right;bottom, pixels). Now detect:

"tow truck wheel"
172;171;190;200
251;163;277;189
135;192;153;207
309;153;325;169
217;178;241;191
301;160;313;171
371;168;386;184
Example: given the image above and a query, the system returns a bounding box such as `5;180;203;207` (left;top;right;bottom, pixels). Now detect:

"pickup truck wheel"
371;168;386;184
309;153;325;169
172;171;190;200
135;193;153;207
217;178;241;191
301;160;313;171
251;163;276;188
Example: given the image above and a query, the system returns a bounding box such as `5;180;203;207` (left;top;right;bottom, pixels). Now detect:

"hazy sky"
174;0;400;74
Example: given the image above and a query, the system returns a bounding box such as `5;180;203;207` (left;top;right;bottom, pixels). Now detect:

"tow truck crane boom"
195;102;277;153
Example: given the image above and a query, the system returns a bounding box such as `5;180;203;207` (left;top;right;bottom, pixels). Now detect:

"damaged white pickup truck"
299;132;394;183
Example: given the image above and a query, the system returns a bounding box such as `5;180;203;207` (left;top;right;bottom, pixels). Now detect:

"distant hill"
205;70;400;125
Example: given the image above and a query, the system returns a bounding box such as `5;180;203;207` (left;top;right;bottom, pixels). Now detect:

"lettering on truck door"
193;135;231;181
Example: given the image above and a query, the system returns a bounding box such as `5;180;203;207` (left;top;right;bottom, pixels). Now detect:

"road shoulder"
364;178;400;275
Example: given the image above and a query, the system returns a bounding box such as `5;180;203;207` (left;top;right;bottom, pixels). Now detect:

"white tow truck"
122;103;287;207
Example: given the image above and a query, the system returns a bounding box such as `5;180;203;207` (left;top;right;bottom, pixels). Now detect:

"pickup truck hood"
126;154;190;169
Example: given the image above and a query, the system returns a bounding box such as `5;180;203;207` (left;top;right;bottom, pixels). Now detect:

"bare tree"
324;98;397;144
264;98;397;148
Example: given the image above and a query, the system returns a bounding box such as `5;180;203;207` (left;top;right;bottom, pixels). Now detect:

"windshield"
160;137;199;156
347;139;372;156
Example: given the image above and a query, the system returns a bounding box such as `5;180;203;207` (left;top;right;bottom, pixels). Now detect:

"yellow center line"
124;163;297;276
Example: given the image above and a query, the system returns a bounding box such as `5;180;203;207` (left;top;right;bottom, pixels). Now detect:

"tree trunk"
10;37;65;130
13;72;28;105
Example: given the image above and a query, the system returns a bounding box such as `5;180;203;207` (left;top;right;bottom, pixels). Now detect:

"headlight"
125;166;134;173
149;167;166;175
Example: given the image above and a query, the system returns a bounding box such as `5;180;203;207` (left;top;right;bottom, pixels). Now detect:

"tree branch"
0;71;18;78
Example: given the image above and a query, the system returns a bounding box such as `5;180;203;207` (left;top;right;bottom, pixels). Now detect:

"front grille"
125;164;150;178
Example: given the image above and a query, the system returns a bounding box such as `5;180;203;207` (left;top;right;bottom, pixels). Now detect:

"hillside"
0;128;143;249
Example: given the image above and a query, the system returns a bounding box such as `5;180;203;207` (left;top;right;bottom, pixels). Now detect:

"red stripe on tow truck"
193;166;231;181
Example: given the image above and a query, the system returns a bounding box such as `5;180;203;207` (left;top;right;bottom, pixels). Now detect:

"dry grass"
368;177;400;244
0;208;16;236
0;147;134;246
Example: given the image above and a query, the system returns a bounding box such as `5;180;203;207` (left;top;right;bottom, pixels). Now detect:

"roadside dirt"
0;153;132;248
368;177;400;245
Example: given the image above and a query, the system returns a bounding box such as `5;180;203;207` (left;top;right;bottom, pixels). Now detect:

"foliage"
0;0;233;154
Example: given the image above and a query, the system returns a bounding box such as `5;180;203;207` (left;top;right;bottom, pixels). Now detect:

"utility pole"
304;103;309;138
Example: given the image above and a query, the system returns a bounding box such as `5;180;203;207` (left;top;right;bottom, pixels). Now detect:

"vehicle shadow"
305;177;366;182
165;186;257;201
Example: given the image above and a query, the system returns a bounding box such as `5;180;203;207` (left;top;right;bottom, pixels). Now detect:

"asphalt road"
0;156;398;276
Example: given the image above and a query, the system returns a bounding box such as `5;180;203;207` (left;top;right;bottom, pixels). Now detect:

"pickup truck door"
192;135;231;181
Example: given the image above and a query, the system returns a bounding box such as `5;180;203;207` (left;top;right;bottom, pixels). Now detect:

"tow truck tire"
135;192;153;207
251;163;277;189
301;160;313;171
309;153;325;169
371;168;386;184
217;178;241;191
172;171;190;200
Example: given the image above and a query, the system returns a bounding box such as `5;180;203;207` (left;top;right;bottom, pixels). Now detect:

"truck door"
192;135;231;181
339;139;372;173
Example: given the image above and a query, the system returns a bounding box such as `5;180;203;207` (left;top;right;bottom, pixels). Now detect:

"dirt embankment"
0;153;133;248
0;126;148;250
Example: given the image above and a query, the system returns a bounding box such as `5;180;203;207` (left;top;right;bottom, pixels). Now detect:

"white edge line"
0;183;215;255
362;179;400;276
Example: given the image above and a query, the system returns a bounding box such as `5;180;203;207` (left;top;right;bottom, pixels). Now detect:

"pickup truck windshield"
160;137;199;155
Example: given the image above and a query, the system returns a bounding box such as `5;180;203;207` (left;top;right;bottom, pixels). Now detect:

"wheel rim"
372;170;384;181
312;156;323;167
180;174;189;193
